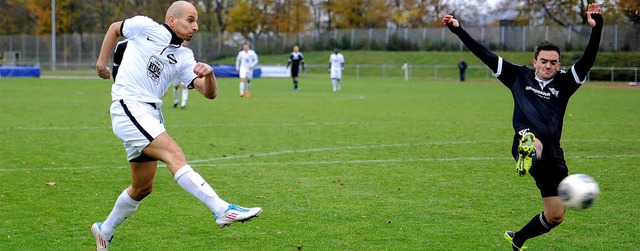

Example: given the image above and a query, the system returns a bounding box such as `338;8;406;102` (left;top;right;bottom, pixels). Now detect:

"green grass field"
0;76;638;250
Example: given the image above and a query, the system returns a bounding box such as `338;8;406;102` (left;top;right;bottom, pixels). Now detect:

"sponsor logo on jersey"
147;56;164;82
525;86;554;100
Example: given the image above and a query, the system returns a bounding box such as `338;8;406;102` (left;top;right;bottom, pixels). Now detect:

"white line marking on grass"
0;122;366;131
0;136;638;173
0;126;109;131
189;140;507;163
1;154;638;172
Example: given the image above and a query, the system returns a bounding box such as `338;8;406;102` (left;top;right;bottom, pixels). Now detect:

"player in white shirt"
172;41;191;109
113;40;189;109
235;42;258;97
172;80;189;109
329;48;345;92
92;2;261;250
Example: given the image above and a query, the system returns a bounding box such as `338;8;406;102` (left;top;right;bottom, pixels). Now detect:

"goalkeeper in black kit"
286;45;305;91
442;3;603;251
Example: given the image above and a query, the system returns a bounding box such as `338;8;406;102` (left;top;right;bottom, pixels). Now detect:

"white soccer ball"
558;174;600;210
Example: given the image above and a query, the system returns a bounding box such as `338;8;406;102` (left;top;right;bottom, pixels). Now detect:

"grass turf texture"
0;76;638;250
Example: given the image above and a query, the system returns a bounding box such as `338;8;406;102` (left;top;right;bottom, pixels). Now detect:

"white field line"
0;122;363;131
2;121;637;131
0;140;638;172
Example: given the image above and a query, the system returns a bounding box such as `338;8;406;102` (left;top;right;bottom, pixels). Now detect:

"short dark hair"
534;41;561;60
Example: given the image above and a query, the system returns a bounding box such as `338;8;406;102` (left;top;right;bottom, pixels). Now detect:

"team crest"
167;54;177;64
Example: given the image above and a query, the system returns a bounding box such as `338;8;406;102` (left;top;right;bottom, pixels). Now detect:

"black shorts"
291;67;299;78
511;134;568;198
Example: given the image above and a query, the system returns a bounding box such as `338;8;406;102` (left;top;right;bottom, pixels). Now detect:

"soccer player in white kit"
172;41;191;109
92;2;261;250
172;80;189;109
329;48;345;92
235;42;258;97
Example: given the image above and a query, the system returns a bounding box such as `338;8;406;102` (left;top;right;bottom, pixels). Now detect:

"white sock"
239;81;245;95
246;82;251;93
337;79;342;90
181;89;189;107
332;79;337;91
101;189;140;240
173;88;179;105
174;165;230;217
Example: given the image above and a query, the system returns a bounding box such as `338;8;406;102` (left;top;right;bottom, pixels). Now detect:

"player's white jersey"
330;53;344;69
111;15;198;105
235;50;259;70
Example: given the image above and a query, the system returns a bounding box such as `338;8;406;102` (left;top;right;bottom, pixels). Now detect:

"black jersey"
287;51;304;78
499;64;581;143
288;52;304;68
447;15;603;144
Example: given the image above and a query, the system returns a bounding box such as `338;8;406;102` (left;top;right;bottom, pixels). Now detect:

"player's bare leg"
542;196;565;225
505;197;564;250
92;161;156;250
143;132;261;227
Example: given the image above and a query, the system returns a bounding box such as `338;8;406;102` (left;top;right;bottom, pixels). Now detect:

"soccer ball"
558;174;600;210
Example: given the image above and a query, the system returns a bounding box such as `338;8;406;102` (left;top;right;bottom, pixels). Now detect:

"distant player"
443;3;603;251
235;42;258;97
172;80;189;109
458;57;467;82
329;48;344;92
173;41;191;109
286;45;305;91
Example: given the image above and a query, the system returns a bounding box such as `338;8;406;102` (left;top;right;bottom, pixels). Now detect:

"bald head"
164;1;199;41
166;1;197;23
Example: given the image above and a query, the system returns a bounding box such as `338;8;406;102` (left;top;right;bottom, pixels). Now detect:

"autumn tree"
328;0;367;29
308;0;326;31
619;0;640;24
198;0;234;33
0;0;34;35
365;0;390;28
226;0;262;40
268;0;312;34
500;0;625;27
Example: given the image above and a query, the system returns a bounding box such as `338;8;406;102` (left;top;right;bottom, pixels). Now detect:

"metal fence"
301;64;638;82
0;25;638;70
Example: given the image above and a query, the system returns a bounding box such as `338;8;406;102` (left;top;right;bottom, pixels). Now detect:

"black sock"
514;212;557;248
294;80;298;88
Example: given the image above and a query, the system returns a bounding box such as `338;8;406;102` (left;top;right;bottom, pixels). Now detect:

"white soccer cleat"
215;204;262;228
90;222;111;251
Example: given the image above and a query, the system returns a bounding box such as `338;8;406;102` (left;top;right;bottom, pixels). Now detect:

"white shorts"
110;100;166;161
330;67;342;79
239;67;254;79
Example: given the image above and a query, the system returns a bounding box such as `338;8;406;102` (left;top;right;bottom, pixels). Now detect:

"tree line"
1;0;638;39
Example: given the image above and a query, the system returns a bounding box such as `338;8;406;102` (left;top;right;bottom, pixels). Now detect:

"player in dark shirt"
458;58;467;82
443;3;603;250
111;40;128;81
286;45;305;91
